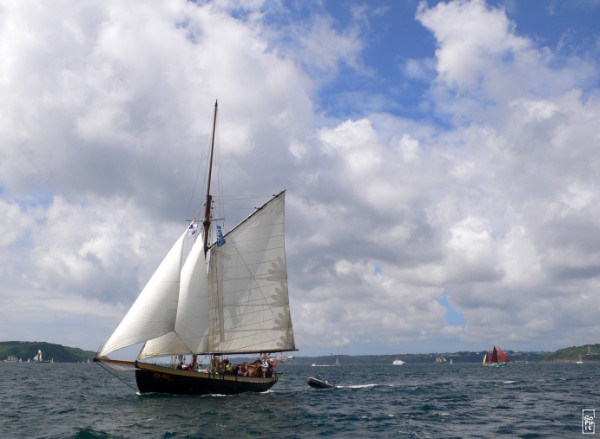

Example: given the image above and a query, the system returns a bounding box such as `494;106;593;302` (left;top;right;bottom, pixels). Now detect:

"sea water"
1;361;598;438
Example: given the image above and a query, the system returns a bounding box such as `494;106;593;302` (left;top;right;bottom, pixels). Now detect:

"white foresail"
137;331;191;359
139;230;211;359
97;230;186;358
175;229;211;353
208;191;295;354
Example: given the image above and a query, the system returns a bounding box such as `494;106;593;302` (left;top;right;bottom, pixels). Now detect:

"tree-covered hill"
0;341;96;363
543;344;600;362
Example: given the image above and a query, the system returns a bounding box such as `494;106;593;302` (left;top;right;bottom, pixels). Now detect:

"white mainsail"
208;191;295;354
97;230;186;358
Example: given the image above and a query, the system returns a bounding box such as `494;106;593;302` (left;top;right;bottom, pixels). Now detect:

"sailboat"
576;353;583;364
32;349;43;363
95;101;296;395
482;346;509;367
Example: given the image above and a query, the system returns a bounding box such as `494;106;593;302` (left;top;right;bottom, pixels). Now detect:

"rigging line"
214;121;225;230
95;361;138;393
212;195;274;203
185;114;214;222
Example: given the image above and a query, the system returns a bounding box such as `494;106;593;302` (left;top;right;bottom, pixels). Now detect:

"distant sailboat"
576;353;583;364
95;102;296;395
482;346;509;367
32;349;43;363
277;355;294;363
31;349;53;363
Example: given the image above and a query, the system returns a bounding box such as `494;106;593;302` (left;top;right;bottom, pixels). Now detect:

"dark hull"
307;376;334;389
135;362;278;395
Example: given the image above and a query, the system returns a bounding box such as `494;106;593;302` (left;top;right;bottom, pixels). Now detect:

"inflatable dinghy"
307;376;334;389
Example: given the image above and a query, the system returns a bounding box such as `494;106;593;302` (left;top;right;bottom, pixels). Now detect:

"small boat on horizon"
312;357;340;367
33;349;43;362
392;358;405;365
482;346;510;367
277;355;294;363
31;349;54;363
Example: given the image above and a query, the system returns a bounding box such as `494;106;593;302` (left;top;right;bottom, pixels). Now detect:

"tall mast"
203;100;218;255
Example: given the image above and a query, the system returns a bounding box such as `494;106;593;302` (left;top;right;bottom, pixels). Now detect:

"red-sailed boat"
482;346;510;367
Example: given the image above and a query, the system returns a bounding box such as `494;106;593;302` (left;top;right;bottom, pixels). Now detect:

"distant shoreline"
2;341;597;364
0;341;96;363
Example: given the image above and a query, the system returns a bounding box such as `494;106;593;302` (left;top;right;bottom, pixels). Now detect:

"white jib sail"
138;230;210;359
175;229;211;353
97;230;186;358
208;191;295;354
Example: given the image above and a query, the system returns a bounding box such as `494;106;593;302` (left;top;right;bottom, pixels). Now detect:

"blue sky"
1;0;600;357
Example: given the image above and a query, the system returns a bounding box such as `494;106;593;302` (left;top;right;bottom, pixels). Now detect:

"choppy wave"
1;361;597;437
